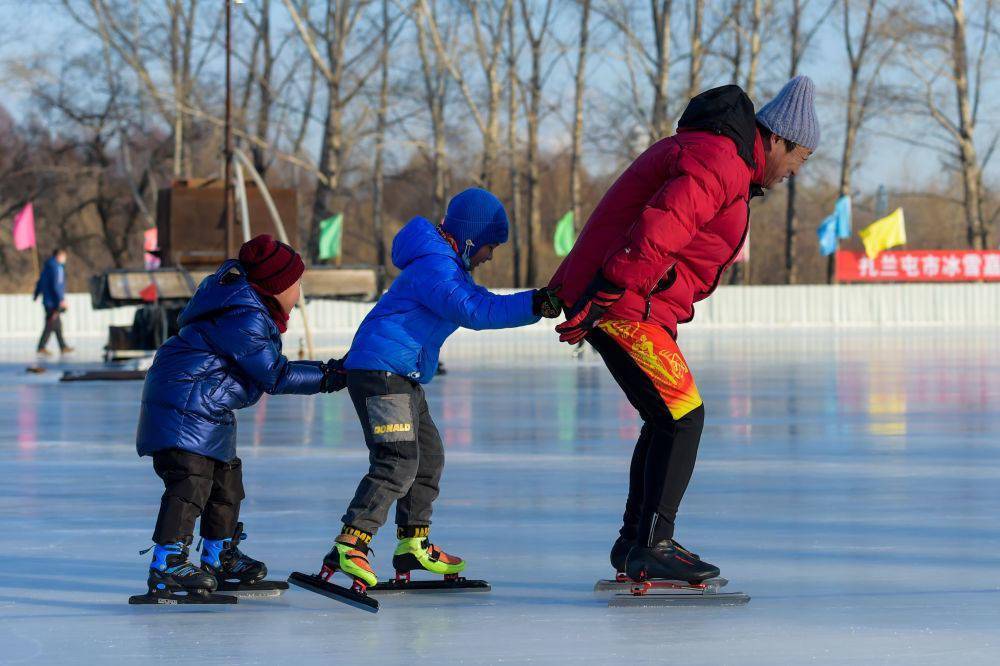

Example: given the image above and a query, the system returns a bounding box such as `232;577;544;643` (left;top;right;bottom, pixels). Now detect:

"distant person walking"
33;248;73;356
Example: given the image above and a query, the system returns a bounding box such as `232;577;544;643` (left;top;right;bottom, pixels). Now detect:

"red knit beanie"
238;234;305;295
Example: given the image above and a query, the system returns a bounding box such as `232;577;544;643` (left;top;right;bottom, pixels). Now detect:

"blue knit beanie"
756;75;820;151
442;188;509;267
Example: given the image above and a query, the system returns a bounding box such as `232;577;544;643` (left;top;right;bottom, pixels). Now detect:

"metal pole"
224;0;235;258
234;149;315;359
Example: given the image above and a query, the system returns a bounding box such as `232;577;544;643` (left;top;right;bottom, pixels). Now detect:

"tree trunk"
507;6;522;287
570;0;591;232
650;0;673;138
746;0;763;98
372;0;390;285
785;0;802;284
949;0;985;249
252;0;274;176
687;0;704;98
525;39;541;286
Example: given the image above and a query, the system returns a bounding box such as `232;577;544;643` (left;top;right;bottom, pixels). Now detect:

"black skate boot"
129;540;236;604
625;539;721;584
610;536;635;577
200;523;288;597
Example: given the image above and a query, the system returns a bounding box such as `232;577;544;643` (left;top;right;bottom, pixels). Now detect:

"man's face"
469;244;499;269
56;251;67;265
761;134;812;189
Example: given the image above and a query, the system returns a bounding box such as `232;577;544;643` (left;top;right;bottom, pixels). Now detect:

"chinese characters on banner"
836;250;1000;282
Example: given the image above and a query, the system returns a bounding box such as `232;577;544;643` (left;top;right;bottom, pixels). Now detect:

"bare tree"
829;0;896;281
519;0;557;285
782;0;834;284
506;2;523;286
413;0;453;218
600;0;675;139
570;0;592;235
416;0;513;189
372;0;395;281
284;0;377;260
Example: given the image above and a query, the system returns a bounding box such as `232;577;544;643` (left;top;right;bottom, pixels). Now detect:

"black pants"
588;327;705;547
341;370;444;535
151;449;245;545
37;308;67;351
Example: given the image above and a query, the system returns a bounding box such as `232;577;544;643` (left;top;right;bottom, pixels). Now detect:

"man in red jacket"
549;77;819;583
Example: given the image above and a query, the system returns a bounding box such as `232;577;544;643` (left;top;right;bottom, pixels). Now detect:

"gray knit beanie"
756;75;820;151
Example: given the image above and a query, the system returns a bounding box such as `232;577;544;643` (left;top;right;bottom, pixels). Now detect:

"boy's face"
469;244;499;269
275;280;301;314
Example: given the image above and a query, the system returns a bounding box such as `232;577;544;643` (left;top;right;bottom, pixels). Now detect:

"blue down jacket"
343;217;538;383
33;257;65;310
136;260;324;462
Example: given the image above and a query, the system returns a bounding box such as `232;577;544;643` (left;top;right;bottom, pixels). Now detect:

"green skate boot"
287;528;380;612
322;530;378;590
392;527;465;580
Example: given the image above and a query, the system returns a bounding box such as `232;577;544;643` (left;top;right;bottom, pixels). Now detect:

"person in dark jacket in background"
301;188;561;595
134;235;344;602
549;77;818;585
33;248;73;356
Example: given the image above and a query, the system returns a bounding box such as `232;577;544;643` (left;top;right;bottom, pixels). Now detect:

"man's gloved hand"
320;358;348;393
554;272;625;344
532;287;563;319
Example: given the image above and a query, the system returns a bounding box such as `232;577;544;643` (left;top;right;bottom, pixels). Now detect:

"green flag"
553;210;576;257
318;213;343;260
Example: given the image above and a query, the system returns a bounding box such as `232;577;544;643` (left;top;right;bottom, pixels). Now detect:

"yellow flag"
859;207;906;259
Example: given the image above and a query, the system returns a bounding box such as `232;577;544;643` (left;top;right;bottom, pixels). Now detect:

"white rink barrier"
1;284;997;344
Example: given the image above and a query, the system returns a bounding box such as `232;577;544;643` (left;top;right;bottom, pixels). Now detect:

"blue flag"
818;215;838;256
833;195;852;238
817;195;852;256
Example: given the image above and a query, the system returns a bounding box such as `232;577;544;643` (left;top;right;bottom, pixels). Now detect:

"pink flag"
143;227;161;270
12;203;36;251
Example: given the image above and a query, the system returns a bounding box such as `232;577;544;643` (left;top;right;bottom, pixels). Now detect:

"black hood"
677;84;758;170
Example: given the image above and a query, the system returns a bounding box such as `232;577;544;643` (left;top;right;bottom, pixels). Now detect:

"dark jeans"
341;370;444;535
588;328;705;547
37;307;67;351
151;449;245;544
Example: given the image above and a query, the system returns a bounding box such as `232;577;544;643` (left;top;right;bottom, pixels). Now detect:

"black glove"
320;358;348;393
532;287;563;319
555;272;625;344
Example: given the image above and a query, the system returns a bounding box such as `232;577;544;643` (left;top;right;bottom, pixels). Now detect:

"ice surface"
2;328;999;664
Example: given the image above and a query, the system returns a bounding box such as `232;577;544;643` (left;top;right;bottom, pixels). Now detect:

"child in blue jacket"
135;235;342;602
303;188;561;594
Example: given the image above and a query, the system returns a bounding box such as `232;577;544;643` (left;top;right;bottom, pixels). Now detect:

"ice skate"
607;539;748;607
200;522;288;598
370;529;490;594
287;533;379;612
129;541;236;605
595;535;730;592
626;538;720;583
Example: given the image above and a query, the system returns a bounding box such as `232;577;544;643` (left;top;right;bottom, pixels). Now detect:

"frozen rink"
1;328;999;665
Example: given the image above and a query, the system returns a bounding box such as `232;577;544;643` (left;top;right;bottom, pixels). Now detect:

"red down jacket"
549;120;766;337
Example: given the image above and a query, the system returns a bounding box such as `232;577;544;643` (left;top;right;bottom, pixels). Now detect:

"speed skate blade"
128;591;237;605
369;577;491;595
217;579;289;599
287;572;379;613
609;589;750;608
594;576;728;593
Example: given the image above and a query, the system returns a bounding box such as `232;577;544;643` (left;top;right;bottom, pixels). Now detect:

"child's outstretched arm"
211;311;326;395
416;263;554;331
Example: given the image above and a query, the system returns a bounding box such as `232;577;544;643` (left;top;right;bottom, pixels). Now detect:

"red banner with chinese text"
836;250;1000;282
